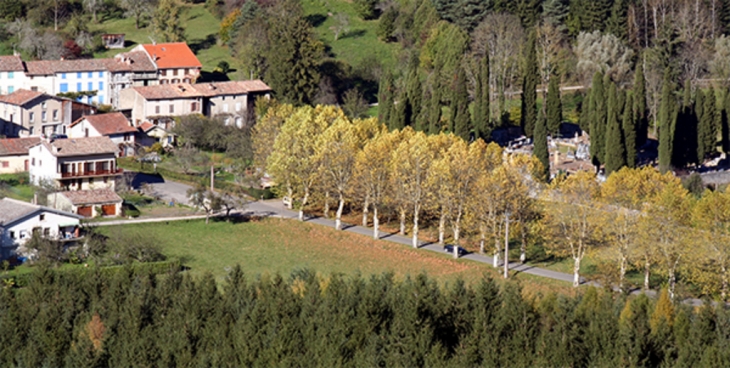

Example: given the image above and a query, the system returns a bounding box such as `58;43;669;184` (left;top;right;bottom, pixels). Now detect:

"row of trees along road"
4;265;730;367
256;103;730;300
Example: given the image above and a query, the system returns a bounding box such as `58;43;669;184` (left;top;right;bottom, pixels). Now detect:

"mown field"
100;217;579;297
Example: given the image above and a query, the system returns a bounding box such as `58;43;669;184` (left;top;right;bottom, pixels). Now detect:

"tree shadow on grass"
306;14;327;27
339;29;367;40
189;34;217;53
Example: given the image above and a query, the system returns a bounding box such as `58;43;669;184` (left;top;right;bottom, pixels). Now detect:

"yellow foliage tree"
691;190;730;301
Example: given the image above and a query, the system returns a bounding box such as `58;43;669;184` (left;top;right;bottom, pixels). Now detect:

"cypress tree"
546;75;562;135
390;89;406;130
378;71;395;127
623;91;637;168
633;61;648;147
723;88;730;153
451;65;471;141
658;69;674;173
428;75;442;135
405;58;422;129
533;108;550;181
521;30;538;138
674;80;698;167
699;87;718;161
589;72;606;168
473;55;490;140
579;90;592;133
604;82;626;175
606;0;628;40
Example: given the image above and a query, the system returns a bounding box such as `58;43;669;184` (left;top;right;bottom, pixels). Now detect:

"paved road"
130;173;194;206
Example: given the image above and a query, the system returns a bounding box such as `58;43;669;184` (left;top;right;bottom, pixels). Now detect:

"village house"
25;59;110;105
68;113;138;157
28;136;121;191
0;55;27;96
104;51;159;108
0;137;39;173
0;89;96;138
0;197;82;260
47;189;122;218
192;80;272;127
131;43;202;84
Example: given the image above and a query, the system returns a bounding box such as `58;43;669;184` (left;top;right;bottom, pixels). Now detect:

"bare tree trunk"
438;211;446;245
493;236;500;268
504;215;510;279
620;254;627;292
573;257;581;287
362;196;369;227
479;228;486;254
335;194;344;231
323;191;330;218
286;185;293;210
520;225;527;263
299;191;309;221
722;263;728;302
54;0;59;32
644;256;651;290
373;206;379;239
668;268;676;300
412;204;419;248
399;208;406;236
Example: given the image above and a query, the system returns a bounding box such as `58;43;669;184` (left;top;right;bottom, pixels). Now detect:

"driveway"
130;172;194;206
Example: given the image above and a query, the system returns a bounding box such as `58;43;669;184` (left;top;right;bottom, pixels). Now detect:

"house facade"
105;51;158;108
48;189;122;218
28;136;121;191
132;43;202;84
0;90;96;137
0;55;28;96
68;113;138;157
25;59;110;105
0;137;39;173
193;80;272;127
0;197;82;259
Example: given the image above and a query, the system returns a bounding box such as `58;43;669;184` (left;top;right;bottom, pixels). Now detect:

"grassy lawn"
89;4;238;80
99;217;580;298
302;0;399;70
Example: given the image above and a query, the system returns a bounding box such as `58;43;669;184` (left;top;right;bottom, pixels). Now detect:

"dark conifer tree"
542;0;569;32
634;61;649;147
378;71;395;127
405;58;422;129
658;69;675;172
546;75;563;135
605;82;626;175
699;87;718;161
579;90;592;133
723;89;730;153
521;30;538;138
451;66;471;141
606;0;628;40
428;78;442;135
473;55;490;140
533;109;550;181
673;80;698;167
622;91;637;167
589;72;606;168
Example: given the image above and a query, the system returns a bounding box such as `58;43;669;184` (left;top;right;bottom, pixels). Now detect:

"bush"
0;172;29;186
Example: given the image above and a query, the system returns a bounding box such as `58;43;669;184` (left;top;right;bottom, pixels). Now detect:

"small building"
0;89;96;138
105;51;158;108
48;189;122;218
0;197;82;259
131;42;202;84
0;137;39;173
69;113;138;157
101;34;125;49
0;55;28;96
191;80;272;127
137;121;172;147
28;136;122;191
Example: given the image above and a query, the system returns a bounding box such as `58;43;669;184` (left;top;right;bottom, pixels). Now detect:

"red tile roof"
0;137;40;156
138;121;156;132
43;136;118;157
191;80;272;96
131;83;204;100
142;43;202;69
58;189;122;205
105;51;156;72
0;89;45;106
71;113;137;136
0;56;25;72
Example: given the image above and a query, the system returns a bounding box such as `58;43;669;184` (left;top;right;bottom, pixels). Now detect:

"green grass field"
98;217;579;297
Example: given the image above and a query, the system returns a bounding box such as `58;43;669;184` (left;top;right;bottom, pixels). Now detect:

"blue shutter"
60;83;68;92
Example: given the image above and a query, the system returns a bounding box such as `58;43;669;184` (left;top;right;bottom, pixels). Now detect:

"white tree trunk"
298;191;309;221
493;248;500;268
644;257;651;290
668;268;676;301
520;227;527;263
335;195;344;231
399;209;406;236
438;211;446;245
619;254;627;292
412;205;419;248
479;232;485;254
323;191;330;219
286;186;294;209
373;206;379;240
573;257;582;287
362;197;369;227
722;264;728;302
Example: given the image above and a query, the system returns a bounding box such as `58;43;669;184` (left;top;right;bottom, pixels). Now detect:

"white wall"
0;70;30;95
0;155;29;174
28;143;58;186
0;209;80;257
56;71;110;105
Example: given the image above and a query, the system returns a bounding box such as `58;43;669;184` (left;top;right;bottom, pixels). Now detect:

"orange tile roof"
0;89;45;106
142;43;202;69
58;189;122;205
138;121;156;132
131;83;204;100
191;80;272;96
71;113;137;136
0;56;24;72
0;137;40;156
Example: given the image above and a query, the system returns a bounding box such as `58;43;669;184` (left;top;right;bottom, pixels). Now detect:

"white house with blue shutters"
24;59;110;105
0;55;30;96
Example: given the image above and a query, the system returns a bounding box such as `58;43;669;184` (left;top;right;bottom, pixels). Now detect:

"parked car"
443;244;467;257
282;196;292;207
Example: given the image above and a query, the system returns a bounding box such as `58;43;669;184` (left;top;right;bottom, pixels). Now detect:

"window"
155;105;160;114
39;214;45;221
30;86;38;91
62;73;66;79
60;83;68;92
43;228;50;236
160;70;167;76
77;72;82;78
224;117;231;126
8;71;13;79
29;112;34;122
172;69;178;76
53;110;58;121
41;102;46;109
235;102;241;112
169;105;174;113
31;158;35;166
98;81;103;91
191;102;197;111
29;127;34;135
88;82;93;91
103;176;108;184
19;230;27;239
9;231;14;239
98;71;103;78
89;177;94;185
235;117;243;128
98;95;104;103
184;68;189;75
7;86;13;93
1;161;8;168
124;133;130;141
223;104;228;113
41;111;46;121
88;72;93;78
85;128;89;137
76;82;82;91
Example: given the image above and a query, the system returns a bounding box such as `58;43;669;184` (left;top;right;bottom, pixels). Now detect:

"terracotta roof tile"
71;113;137;136
142;43;202;69
0;137;40;156
25;58;107;76
138;121;156;132
105;51;156;72
131;83;203;100
191;80;272;96
58;189;122;205
43;136;118;157
0;89;45;106
0;56;25;72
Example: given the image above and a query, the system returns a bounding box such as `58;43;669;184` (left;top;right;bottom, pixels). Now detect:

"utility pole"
210;165;214;192
504;211;510;279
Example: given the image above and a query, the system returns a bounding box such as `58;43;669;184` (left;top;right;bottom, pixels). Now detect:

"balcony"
60;168;123;178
